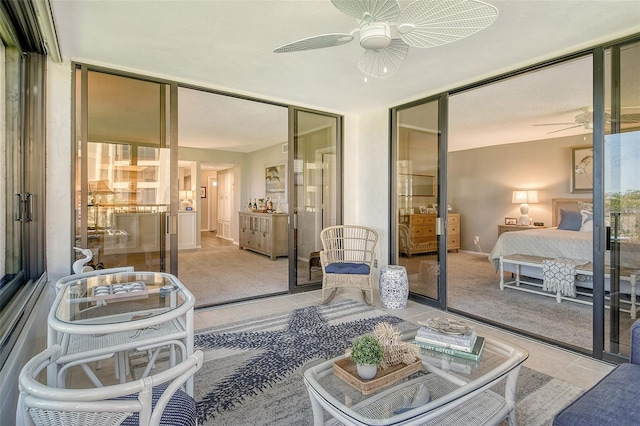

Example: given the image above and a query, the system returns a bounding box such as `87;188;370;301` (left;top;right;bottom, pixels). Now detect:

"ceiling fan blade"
357;39;409;78
273;33;354;53
331;0;400;22
397;0;498;48
546;124;583;134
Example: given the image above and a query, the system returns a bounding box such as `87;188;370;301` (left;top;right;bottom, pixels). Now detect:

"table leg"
504;365;521;426
631;274;637;320
306;389;327;426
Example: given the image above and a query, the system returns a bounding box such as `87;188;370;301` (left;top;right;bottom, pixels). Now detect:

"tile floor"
195;288;615;391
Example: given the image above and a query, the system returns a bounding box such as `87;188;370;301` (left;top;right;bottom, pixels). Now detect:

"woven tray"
333;357;422;395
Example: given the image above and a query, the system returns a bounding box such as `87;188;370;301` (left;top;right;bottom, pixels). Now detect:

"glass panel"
294;110;338;287
1;46;23;299
396;100;440;300
75;69;170;272
176;86;290;306
447;56;594;352
604;41;640;358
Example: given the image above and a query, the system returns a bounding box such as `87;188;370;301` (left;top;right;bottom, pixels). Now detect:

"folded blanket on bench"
542;258;584;298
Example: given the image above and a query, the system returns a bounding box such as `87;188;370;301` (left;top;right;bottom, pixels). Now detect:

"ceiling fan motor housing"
359;22;391;50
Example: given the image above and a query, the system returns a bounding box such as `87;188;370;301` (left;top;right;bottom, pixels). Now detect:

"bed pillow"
580;210;593;232
578;201;593;213
558;209;582;231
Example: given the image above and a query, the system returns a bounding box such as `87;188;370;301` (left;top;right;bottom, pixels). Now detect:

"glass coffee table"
303;333;528;426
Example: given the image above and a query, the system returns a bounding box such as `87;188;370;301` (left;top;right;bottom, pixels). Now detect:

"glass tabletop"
55;272;186;325
304;333;527;425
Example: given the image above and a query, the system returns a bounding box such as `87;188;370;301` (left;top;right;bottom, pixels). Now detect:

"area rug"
189;299;582;425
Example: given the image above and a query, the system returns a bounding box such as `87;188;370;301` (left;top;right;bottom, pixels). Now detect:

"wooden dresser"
238;212;288;260
399;213;460;257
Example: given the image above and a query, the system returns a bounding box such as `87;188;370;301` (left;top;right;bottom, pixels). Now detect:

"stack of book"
413;318;485;361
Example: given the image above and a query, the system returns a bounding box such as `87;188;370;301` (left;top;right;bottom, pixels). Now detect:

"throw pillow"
580;210;593;232
558;209;582;231
578;201;593;213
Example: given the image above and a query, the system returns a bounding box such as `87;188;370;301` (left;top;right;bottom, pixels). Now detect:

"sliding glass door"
291;109;341;288
603;40;640;359
391;97;446;307
74;67;174;273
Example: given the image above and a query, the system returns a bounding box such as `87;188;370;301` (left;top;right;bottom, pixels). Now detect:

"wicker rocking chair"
319;225;378;305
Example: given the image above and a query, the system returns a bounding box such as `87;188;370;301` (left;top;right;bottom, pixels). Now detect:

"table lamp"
512;190;539;226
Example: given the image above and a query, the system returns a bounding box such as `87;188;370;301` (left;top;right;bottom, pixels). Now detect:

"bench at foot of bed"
499;254;639;319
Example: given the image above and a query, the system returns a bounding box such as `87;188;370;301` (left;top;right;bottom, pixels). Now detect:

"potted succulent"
350;334;384;379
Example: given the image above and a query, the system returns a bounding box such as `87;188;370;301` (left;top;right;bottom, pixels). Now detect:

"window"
0;5;48;369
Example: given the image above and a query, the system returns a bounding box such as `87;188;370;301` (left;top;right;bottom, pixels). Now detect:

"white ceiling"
50;0;640;152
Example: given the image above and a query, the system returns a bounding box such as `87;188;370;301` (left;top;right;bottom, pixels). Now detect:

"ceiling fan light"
359;22;391;50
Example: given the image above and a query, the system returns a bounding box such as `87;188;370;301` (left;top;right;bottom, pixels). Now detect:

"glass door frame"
390;93;448;310
288;106;343;292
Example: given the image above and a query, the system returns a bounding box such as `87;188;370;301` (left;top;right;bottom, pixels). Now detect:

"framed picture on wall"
200;186;207;198
571;146;593;193
266;164;286;198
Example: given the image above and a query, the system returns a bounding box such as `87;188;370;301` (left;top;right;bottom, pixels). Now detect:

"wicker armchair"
17;345;203;426
319;225;378;305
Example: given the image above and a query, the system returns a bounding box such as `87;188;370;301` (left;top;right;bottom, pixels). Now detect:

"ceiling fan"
273;0;499;78
533;107;640;134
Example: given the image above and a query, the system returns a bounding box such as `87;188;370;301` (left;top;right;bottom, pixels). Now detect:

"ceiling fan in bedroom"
273;0;499;78
533;106;640;134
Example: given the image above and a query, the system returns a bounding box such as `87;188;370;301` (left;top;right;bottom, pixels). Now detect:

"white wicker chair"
319;225;378;305
17;345;203;426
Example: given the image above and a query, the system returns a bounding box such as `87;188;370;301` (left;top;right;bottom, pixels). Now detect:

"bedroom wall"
448;133;593;253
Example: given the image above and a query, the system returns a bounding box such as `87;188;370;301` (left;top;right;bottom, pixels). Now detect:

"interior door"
291;109;341;288
603;40;640;359
392;98;445;306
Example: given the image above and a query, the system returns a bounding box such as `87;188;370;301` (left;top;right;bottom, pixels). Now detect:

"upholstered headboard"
552;198;592;227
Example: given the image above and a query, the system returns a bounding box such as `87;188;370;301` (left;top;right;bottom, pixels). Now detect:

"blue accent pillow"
557;209;582;231
118;385;196;426
325;262;370;275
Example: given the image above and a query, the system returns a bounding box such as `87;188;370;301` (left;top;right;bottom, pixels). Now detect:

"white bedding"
489;227;640;272
489;228;592;271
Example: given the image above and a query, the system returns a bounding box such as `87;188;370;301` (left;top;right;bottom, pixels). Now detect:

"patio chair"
17;345;203;426
320;225;378;305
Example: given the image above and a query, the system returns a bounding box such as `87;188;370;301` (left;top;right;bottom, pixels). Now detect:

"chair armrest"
631;319;640;364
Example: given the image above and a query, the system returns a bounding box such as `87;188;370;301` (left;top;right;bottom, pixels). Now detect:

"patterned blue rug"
190;299;582;426
193;299;417;425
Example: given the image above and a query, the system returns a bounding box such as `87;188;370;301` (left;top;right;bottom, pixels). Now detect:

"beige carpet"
438;251;633;353
177;232;288;307
177;232;321;308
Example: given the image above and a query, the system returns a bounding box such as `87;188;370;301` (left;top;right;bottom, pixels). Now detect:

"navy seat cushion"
325;262;370;275
118;384;196;426
553;363;640;426
557;209;582;231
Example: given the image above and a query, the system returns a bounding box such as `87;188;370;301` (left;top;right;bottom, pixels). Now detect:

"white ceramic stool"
379;265;409;309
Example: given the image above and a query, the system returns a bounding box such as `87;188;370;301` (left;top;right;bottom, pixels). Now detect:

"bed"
488;198;640;317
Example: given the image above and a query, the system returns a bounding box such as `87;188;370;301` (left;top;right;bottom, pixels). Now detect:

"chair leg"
362;290;373;306
321;288;337;305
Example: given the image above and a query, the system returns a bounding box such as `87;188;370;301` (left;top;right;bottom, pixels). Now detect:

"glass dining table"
47;271;195;395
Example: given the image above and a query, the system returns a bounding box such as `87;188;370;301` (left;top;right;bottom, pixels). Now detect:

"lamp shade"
512;190;539;204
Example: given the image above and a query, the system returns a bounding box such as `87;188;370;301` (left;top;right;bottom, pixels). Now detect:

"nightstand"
497;224;546;237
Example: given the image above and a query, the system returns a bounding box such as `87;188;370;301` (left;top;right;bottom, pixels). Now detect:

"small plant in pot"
350;334;384;380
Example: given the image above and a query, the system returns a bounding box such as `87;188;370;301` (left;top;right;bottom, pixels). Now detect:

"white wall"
449;133;592;252
46;58;73;281
345;109;390;270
